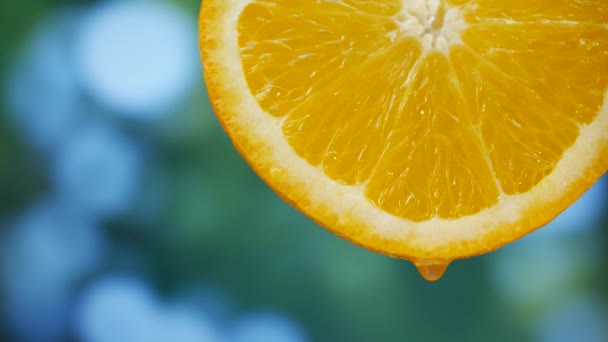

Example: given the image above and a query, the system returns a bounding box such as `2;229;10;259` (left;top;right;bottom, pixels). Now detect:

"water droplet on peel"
415;261;449;281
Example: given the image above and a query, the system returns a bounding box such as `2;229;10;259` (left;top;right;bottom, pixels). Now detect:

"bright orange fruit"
199;0;608;280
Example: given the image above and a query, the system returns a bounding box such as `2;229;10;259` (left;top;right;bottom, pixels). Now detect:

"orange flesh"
237;0;608;221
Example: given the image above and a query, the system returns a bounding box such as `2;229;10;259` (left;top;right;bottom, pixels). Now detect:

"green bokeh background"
1;1;607;341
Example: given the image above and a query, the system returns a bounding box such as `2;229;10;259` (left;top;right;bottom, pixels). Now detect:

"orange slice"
199;0;608;280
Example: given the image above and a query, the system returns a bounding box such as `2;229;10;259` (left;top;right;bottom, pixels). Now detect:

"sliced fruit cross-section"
199;0;608;280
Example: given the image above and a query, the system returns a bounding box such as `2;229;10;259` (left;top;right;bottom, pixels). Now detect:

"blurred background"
0;0;607;341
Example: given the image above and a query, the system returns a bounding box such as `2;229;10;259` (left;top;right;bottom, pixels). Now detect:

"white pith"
394;0;466;53
204;0;608;261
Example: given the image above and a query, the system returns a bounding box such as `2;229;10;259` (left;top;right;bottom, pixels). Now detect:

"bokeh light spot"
52;121;142;219
536;296;608;342
76;276;161;342
229;311;309;342
76;1;198;117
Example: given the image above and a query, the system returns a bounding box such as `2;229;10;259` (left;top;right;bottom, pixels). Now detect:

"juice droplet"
415;261;449;282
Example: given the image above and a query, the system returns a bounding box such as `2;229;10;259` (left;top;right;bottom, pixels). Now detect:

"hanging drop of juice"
415;261;449;281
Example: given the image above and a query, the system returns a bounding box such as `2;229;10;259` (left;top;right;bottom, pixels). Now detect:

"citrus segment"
365;52;500;220
450;46;581;195
458;0;608;24
282;37;422;185
239;1;401;117
462;23;608;125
